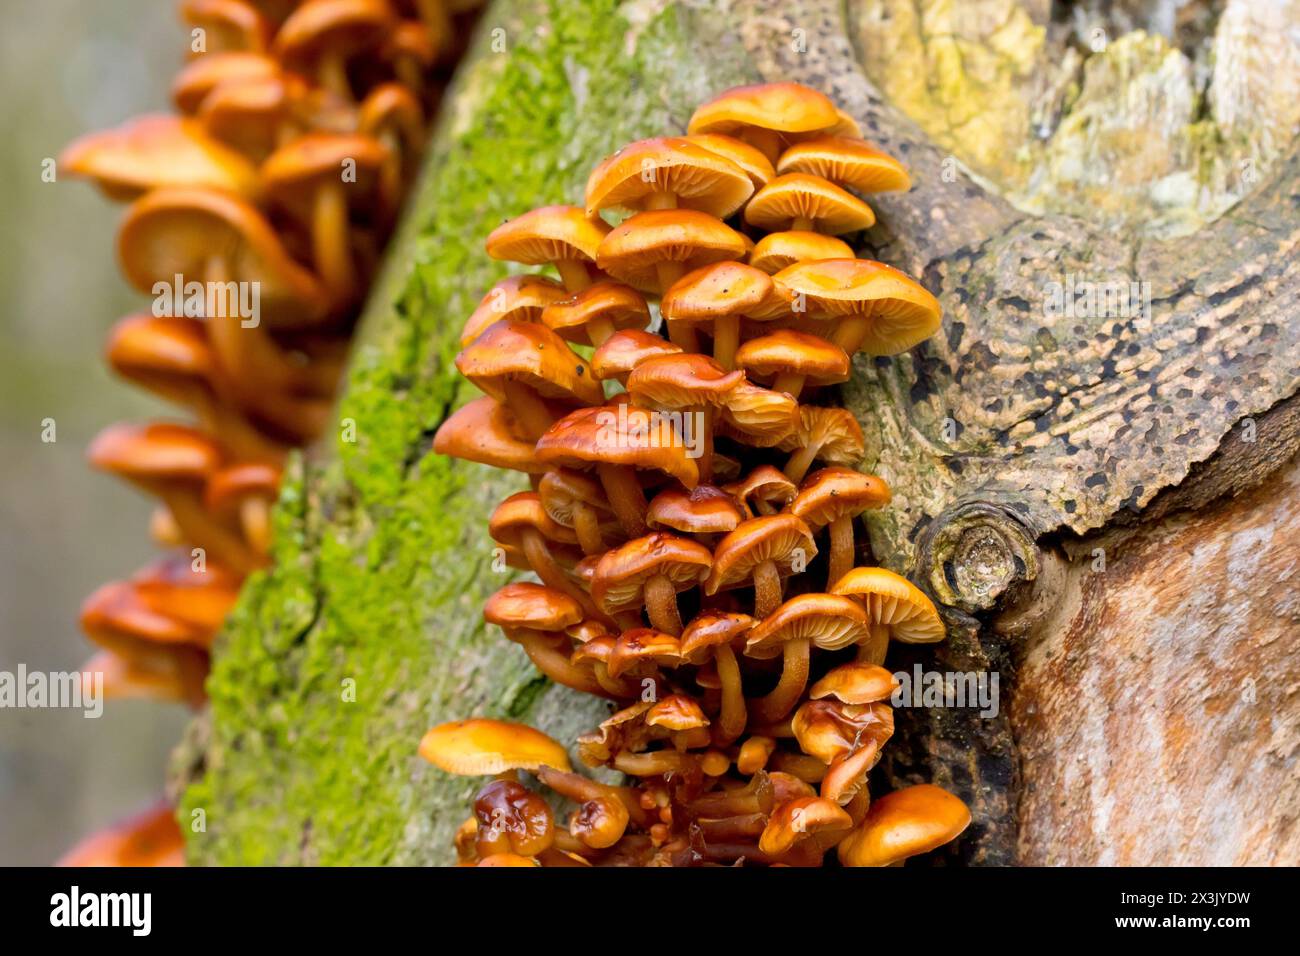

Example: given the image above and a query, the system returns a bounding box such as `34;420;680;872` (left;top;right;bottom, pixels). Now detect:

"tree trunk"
178;0;1300;865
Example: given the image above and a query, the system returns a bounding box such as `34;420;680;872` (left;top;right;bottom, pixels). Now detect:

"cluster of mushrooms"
422;82;972;867
57;0;479;866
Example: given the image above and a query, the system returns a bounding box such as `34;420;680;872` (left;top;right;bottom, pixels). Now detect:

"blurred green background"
0;1;193;864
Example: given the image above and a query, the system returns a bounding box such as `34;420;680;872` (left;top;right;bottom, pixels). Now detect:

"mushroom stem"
752;559;783;619
857;623;890;666
644;191;677;211
586;314;616;347
712;643;747;747
196;393;286;464
158;486;261;574
768;750;827;783
555;258;592;294
784;434;827;484
240;496;273;555
519;528;601;619
832;315;870;355
317;49;353;101
312;180;357;303
500;380;555;440
536;765;617;803
655;261;698;351
643;573;683;636
512;629;612;698
827;515;855;588
772;371;807;399
596;463;647;537
697;812;767;841
571;503;605;555
612;750;686;776
791;216;816;231
592;661;637;698
749;637;809;723
714;314;740;370
736;735;777;775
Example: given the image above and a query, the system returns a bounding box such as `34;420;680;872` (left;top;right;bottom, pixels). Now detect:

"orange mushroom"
485;205;609;292
789;467;891;584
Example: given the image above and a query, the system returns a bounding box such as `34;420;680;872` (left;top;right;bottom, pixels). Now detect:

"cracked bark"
182;0;1300;865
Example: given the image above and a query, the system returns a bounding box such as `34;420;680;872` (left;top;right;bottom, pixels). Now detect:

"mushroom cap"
606;629;682;679
460;274;567;346
590;329;682;383
789;467;891;530
568;792;631;850
535;404;701;489
485;205;608;266
829;567;945;644
745;593;869;657
172;51;281;113
809;662;900;705
195;72;310;158
722;464;797;518
705;515;817;595
538;468;614;526
116;186;331;329
106;314;214;400
776;137;911;194
744;173;876;234
130;552;241;632
204;462;281;516
56;801;185;867
836;784;970;867
626;353;744;410
80;580;213;656
591;533;712;615
735;329;850;386
432;396;547;474
793;699;893;763
358;81;424;145
772;258;942;355
476;853;539;867
261;132;390;213
472;778;555;856
660;261;776;325
570;634;616;667
541;281;650;345
585;136;754;218
87;422;221;484
717;383;800;447
455;319;604;406
645;694;709;731
748;230;855;274
419;718;572;774
566;619;611;644
777;406;867;467
61;114;260;201
273;0;394;68
759;795;853;856
484;582;585;632
684;133;776;188
646;484;742;536
488;491;579;549
384;17;439;66
679;610;756;662
595;210;747;293
85;648;206;708
688;82;842;138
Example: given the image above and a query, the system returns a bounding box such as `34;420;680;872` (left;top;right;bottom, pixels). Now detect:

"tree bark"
178;0;1300;865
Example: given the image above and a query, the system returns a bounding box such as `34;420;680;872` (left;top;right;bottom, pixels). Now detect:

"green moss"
183;0;756;866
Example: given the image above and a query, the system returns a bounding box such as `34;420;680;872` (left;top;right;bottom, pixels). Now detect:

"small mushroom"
460;274;566;346
722;464;796;519
836;784;970;867
484;583;611;697
431;396;547;477
809;662;899;705
704;514;816;618
57;801;185;867
789;467;891;584
660;260;777;370
455;319;603;439
540;281;649;348
172;51;281;114
585;136;754;218
626;352;743;482
792;698;893;765
645;694;711;751
473;777;555;858
604;628;682;682
776;137;911;195
591;532;712;635
777;406;866;483
748;231;853;274
538;469;618;555
534;765;632;849
204;462;281;556
744;173;876;235
273;0;395;101
734;328;850;400
687;82;848;162
646;484;742;542
418;717;572;775
535;403;700;536
744;593;868;723
830;566;945;664
683;133;776;189
590;329;682;386
87;422;259;572
488;492;598;617
680;610;755;747
716;381;800;449
759;795;853;863
485;204;609;292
